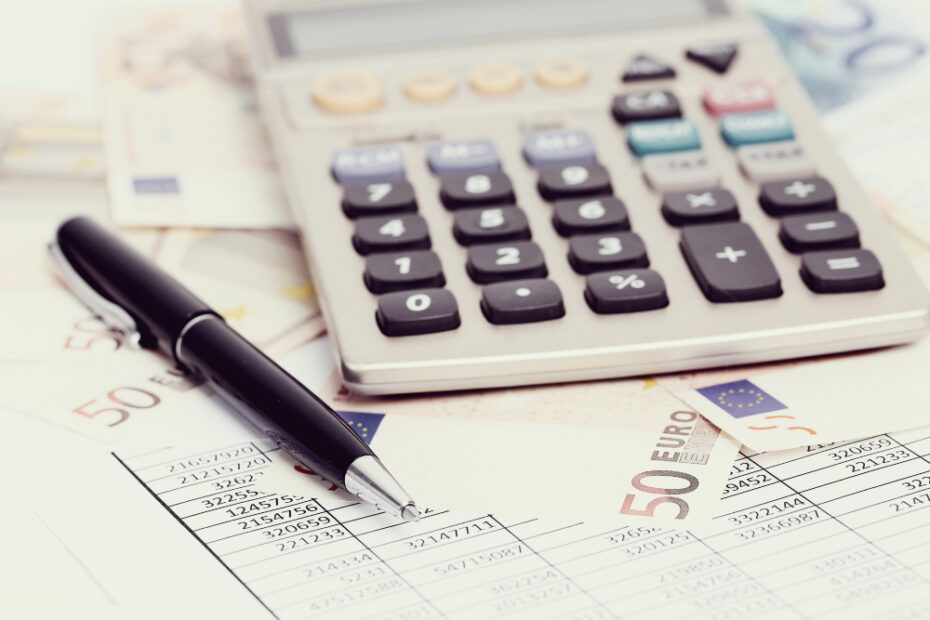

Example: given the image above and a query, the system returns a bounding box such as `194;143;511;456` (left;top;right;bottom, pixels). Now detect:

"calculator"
244;0;930;394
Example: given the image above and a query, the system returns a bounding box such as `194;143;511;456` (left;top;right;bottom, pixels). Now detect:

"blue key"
720;110;794;147
332;146;405;184
626;119;701;157
427;139;501;176
522;129;597;168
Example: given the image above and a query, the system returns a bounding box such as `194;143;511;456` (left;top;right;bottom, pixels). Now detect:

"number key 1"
364;250;445;293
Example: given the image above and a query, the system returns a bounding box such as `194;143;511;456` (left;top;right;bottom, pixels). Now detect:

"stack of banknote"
3;0;930;530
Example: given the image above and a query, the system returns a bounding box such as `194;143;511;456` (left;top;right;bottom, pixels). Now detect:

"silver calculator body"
245;0;930;395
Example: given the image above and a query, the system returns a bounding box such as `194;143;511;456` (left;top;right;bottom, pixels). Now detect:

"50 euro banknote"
250;356;741;528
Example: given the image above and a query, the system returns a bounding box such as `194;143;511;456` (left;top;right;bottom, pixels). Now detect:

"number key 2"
376;289;461;336
364;250;445;293
467;241;547;284
342;180;417;218
353;214;431;254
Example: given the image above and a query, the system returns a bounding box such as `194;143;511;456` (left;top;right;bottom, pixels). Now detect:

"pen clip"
47;240;142;349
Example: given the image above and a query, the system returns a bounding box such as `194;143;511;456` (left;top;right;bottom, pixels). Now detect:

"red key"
703;80;774;116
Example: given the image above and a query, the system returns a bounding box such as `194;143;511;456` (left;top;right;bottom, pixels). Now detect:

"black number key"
440;171;515;209
481;279;565;325
453;207;531;246
661;188;739;226
585;269;669;314
552;196;630;237
364;250;445;293
779;212;859;253
376;288;461;336
680;222;782;302
611;90;681;124
537;162;612;200
569;232;649;274
800;249;884;293
342;180;416;218
759;176;838;217
353;214;430;255
467;241;547;284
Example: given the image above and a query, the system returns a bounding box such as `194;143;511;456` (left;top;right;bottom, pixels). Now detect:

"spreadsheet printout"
113;426;930;620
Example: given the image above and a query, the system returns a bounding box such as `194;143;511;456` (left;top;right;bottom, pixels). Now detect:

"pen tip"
401;503;421;522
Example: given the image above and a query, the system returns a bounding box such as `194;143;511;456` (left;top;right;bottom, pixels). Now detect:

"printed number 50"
620;470;698;520
73;387;161;427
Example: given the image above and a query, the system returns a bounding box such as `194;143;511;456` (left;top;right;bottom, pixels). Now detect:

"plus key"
680;221;782;302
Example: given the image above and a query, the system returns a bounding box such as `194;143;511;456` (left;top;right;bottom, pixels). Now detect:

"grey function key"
680;222;782;302
427;139;501;176
481;279;565;325
737;141;815;183
642;151;720;192
376;288;461;336
364;250;445;294
800;249;884;293
523;129;597;168
353;214;431;255
332;146;405;184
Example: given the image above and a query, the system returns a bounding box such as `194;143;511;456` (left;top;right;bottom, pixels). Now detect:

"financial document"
99;428;930;619
6;397;930;619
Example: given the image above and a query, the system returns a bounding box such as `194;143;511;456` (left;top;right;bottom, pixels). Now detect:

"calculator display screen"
269;0;729;58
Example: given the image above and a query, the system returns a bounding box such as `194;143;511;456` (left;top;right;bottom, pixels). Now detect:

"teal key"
720;109;794;147
627;119;701;157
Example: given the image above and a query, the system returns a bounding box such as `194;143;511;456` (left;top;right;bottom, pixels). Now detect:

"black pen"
50;216;420;522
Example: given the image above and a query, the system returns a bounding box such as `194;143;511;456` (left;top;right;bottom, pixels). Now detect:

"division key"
680;222;782;302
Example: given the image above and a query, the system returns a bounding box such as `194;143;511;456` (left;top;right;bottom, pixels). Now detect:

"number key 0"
376;288;461;336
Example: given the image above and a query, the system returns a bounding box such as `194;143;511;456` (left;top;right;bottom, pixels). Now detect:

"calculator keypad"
480;279;565;325
376;289;461;336
552;196;630;237
364;251;445;294
440;171;515;209
467;241;547;284
662;188;739;226
585;269;669;314
343;180;417;218
453;207;531;245
353;214;431;255
569;232;649;274
759;176;838;216
680;222;782;302
800;249;884;294
537;162;612;200
320;47;902;350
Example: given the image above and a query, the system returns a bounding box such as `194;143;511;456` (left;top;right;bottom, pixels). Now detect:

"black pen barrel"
57;216;213;353
177;315;373;485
